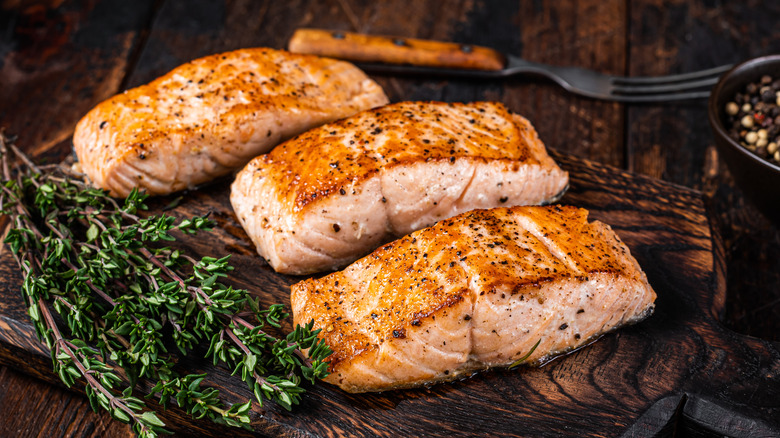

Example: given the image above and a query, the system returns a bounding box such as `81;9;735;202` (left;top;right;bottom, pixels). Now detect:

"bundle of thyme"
0;133;331;437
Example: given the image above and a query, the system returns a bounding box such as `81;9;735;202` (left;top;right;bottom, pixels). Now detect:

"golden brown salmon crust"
256;101;555;211
73;48;388;197
231;101;569;275
291;205;656;393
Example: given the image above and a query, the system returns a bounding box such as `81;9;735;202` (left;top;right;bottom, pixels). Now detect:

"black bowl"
708;55;780;224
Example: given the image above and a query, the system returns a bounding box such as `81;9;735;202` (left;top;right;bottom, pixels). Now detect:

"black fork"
358;57;733;103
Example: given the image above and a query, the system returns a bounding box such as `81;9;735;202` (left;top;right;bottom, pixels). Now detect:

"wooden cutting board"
0;151;777;437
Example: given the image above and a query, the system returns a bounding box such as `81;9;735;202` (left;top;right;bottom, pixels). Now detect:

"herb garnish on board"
0;133;331;437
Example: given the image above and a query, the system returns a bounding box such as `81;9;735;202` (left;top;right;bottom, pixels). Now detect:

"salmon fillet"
291;205;656;393
73;48;388;197
231;101;569;275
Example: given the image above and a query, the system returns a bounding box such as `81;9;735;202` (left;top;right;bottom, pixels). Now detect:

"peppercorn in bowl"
709;54;780;224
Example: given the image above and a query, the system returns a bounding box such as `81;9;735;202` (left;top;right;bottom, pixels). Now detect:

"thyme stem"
0;133;331;437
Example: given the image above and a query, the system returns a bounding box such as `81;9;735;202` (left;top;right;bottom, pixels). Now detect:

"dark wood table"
1;1;779;437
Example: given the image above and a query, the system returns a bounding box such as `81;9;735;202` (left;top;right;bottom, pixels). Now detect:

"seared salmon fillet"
231;101;568;275
291;205;656;393
73;48;388;197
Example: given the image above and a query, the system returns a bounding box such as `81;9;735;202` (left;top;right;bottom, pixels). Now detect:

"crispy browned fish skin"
73;48;388;197
291;205;656;393
231;101;569;275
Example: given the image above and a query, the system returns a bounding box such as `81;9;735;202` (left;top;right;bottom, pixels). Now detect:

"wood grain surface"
0;0;779;437
0;366;132;438
0;151;778;437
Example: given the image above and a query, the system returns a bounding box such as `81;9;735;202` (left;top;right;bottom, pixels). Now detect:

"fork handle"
288;28;506;71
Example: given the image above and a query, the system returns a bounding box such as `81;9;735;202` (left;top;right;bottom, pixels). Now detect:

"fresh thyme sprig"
508;339;541;369
0;133;331;437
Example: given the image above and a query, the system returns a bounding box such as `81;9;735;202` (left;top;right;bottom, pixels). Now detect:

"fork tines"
610;64;733;102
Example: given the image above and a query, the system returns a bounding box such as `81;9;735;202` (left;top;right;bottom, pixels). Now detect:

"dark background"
0;0;779;436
